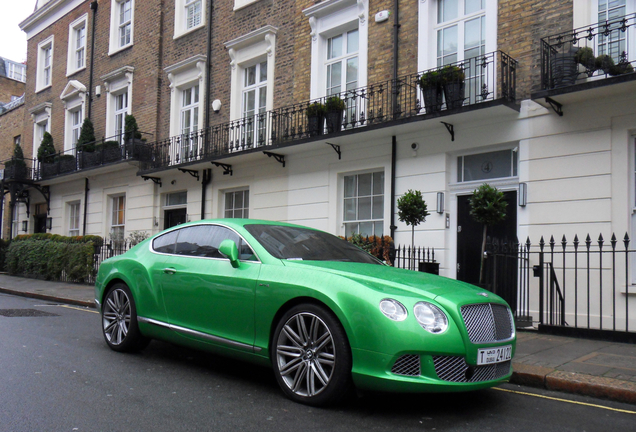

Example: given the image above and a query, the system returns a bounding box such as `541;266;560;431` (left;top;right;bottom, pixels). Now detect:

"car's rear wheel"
272;304;352;406
102;283;149;352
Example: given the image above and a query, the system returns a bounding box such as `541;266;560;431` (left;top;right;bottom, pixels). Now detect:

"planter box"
443;81;465;110
551;50;578;88
40;162;58;178
307;115;324;137
325;110;343;133
56;156;77;173
81;151;102;168
4;164;27;180
421;86;443;114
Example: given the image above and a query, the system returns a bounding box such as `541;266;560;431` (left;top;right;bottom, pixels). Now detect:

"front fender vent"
391;354;421;376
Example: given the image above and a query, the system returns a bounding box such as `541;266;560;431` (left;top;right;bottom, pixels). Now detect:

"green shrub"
345;234;394;264
77;118;96;152
325;96;346;112
37;132;56;163
419;69;443;89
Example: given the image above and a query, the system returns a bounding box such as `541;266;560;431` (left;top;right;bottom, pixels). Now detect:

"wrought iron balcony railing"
1;131;153;181
540;13;636;90
148;52;517;173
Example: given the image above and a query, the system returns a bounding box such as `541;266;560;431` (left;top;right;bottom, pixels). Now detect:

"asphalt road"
1;293;635;432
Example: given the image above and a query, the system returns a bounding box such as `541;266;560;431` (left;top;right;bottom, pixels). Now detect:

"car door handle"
163;268;177;275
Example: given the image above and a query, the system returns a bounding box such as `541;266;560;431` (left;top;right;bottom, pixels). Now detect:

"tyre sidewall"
102;283;147;352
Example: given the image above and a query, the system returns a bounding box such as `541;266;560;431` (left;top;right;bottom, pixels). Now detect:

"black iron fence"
540;12;636;90
139;51;516;173
487;234;636;342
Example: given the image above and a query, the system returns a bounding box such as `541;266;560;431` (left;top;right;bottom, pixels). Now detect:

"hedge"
345;234;394;264
5;234;103;283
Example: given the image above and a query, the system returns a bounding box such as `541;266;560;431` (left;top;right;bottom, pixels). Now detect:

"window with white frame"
30;103;52;159
67;15;87;75
225;189;249;218
61;80;87;152
114;92;128;143
110;195;126;240
180;84;199;161
304;0;368;101
241;61;267;148
70;108;83;150
343;171;384;237
5;60;26;82
36;36;54;91
68;201;80;236
174;0;206;38
597;0;628;64
456;148;518;182
226;26;277;144
109;0;134;54
165;55;206;165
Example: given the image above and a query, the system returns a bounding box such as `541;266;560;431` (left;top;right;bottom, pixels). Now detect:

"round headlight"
379;299;408;321
414;302;448;333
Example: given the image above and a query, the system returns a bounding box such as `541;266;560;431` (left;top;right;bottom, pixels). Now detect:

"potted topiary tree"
325;96;346;133
37;132;57;178
574;47;596;75
595;54;615;75
418;69;443;114
440;65;465;110
306;101;326;137
124;114;147;159
95;140;123;163
77;118;99;168
469;184;508;285
397;189;430;271
4;143;27;180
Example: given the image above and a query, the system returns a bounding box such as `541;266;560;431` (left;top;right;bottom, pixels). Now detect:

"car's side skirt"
138;316;261;353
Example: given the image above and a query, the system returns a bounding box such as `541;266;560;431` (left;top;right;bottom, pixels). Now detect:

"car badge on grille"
477;292;489;297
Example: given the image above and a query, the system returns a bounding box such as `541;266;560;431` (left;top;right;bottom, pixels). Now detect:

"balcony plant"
4;143;27;180
95;140;123;164
574;47;596;74
55;154;77;173
397;189;430;270
418;69;443;113
76;118;101;168
306;101;326;136
609;59;634;76
325;96;346;133
37;132;57;178
124;114;147;159
595;54;615;74
440;65;465;110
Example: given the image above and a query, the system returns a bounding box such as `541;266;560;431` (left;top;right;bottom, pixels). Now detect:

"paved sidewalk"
1;273;635;405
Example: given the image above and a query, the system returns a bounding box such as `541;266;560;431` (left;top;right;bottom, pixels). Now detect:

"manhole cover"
0;309;60;317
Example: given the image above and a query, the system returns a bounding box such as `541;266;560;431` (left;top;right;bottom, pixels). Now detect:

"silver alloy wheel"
102;288;131;345
276;312;336;397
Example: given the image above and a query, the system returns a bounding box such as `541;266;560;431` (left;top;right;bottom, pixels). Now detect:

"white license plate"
477;345;512;365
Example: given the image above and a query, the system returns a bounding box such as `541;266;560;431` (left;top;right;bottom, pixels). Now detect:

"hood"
281;260;507;306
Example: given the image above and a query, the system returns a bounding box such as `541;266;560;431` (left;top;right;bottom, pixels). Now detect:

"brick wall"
0;77;26;105
498;0;574;100
0;102;26;238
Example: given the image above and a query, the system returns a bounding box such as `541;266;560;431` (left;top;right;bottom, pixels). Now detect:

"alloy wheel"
103;288;131;345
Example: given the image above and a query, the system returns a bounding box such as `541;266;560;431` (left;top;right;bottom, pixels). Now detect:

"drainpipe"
390;136;397;239
392;0;400;116
204;0;214;150
83;178;89;235
200;169;211;219
87;1;98;120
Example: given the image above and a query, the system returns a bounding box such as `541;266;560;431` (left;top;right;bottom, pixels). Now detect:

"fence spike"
573;234;579;250
610;233;617;250
561;235;567;250
598;233;604;249
585;234;592;250
525;237;531;249
624;232;631;249
539;236;545;251
549;235;555;251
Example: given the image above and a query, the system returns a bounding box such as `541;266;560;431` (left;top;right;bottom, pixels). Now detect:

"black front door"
457;191;517;298
34;215;47;233
164;208;187;229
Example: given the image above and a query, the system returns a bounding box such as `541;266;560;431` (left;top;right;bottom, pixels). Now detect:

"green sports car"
95;219;515;406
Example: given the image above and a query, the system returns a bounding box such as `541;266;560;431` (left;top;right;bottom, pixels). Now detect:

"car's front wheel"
102;283;149;352
272;304;352;406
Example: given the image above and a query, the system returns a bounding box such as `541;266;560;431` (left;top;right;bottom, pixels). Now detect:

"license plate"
477;345;512;365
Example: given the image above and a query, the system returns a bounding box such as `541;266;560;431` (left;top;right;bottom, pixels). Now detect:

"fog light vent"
391;354;421;376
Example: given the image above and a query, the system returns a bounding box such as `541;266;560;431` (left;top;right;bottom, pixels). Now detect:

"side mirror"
219;239;240;268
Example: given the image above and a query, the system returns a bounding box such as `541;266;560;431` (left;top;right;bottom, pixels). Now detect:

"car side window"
172;225;256;260
152;230;179;254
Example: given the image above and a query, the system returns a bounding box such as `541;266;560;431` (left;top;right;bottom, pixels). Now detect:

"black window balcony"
534;13;636;108
139;51;517;174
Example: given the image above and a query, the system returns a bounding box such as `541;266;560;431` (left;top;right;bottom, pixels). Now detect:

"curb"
511;363;636;405
0;287;96;309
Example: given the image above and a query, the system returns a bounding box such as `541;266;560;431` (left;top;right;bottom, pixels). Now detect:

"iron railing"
487;234;636;342
540;13;636;90
140;51;517;173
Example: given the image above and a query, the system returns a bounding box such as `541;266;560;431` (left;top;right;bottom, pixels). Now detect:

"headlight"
414;302;448;333
379;299;408;321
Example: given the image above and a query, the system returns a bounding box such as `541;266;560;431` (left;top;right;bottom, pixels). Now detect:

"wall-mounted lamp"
46;217;52;230
437;192;445;214
95;85;101;97
519;182;527;207
21;221;28;232
212;99;222;113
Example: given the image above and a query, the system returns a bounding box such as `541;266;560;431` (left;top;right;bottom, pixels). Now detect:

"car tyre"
102;283;150;352
272;303;352;406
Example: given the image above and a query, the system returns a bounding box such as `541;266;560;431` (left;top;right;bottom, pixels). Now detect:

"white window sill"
66;66;87;78
233;0;262;11
173;23;205;40
35;84;52;93
108;43;134;57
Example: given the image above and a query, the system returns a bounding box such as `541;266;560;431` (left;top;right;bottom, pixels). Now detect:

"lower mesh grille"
391;354;421;376
433;355;511;383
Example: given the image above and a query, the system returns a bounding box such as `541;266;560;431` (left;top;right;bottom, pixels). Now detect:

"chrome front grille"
391;354;421;376
460;303;514;343
433;356;511;383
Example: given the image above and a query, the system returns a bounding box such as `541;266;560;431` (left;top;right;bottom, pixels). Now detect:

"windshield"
244;224;382;264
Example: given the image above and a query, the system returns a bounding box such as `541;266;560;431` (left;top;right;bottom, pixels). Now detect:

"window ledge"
233;0;262;11
66;66;87;78
35;84;52;94
173;23;205;40
108;43;133;57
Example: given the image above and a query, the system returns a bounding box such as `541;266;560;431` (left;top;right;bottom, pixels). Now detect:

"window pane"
374;221;384;237
259;61;267;82
438;0;458;23
464;17;482;51
327;62;342;95
373;172;384;194
344;198;356;221
344;175;355;198
372;196;384;219
461;149;516;182
345;222;357;238
465;0;484;14
346;58;358;90
358;173;372;196
245;65;256;87
347;30;359;54
328;35;343;59
359;222;373;237
358;197;371;220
